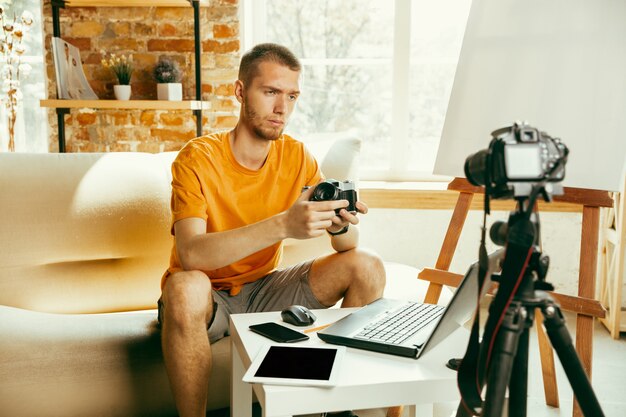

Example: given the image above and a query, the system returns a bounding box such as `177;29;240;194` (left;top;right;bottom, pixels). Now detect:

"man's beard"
244;104;283;141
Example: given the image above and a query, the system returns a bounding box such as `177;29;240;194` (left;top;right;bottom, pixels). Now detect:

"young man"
159;43;386;417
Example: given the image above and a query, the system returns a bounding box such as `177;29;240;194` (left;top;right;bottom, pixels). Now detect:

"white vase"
114;85;131;100
157;83;183;101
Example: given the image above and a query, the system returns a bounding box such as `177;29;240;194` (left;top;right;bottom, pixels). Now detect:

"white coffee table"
230;308;469;417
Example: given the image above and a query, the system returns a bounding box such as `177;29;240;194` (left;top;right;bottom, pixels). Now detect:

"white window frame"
241;0;465;182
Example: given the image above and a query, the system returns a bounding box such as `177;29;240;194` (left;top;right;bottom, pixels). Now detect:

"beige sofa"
0;138;447;417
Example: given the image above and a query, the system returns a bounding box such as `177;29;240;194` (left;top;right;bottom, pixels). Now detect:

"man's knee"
343;248;386;289
161;270;213;329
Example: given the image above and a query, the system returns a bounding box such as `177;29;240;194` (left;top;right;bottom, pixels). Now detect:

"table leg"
407;403;432;417
231;345;252;417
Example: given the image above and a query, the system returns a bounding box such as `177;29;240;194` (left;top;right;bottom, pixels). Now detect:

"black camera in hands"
305;179;358;214
464;122;569;199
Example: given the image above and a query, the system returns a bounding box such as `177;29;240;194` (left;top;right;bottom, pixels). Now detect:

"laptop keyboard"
354;302;445;345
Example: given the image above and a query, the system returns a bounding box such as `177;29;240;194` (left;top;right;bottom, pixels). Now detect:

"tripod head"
488;186;554;295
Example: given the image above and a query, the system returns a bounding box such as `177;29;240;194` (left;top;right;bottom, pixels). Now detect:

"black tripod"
456;193;605;417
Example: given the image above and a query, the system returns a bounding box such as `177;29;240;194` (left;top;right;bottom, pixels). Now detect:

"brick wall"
42;0;240;152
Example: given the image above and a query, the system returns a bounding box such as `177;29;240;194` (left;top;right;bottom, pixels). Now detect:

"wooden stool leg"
573;314;594;417
386;405;404;417
423;192;474;306
573;206;600;417
424;283;443;305
535;311;559;407
433;192;474;273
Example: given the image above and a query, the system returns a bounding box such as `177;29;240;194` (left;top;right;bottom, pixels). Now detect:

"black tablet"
242;344;345;387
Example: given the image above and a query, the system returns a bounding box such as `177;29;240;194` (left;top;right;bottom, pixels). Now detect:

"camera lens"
312;181;339;201
464;149;488;186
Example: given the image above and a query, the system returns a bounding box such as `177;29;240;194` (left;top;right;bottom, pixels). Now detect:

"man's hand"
283;186;351;239
326;200;368;234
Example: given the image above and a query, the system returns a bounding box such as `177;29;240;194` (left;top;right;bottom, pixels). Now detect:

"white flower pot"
157;83;183;101
114;85;131;100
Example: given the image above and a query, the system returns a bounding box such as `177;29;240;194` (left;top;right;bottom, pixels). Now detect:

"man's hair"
238;43;301;86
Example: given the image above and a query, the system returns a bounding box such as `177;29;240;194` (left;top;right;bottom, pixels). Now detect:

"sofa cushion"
0;152;176;313
0;305;231;416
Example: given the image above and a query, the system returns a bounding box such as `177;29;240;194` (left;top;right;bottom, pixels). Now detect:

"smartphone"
249;322;310;343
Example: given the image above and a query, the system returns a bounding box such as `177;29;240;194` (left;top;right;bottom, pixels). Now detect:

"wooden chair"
415;178;610;417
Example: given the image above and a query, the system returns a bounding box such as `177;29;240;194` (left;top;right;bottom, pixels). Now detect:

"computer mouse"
281;305;317;326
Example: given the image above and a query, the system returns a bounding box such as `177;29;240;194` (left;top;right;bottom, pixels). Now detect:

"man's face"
238;61;301;141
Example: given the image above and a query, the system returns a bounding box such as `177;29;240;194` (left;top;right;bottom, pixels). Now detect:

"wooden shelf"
63;0;209;7
49;0;205;151
41;99;209;111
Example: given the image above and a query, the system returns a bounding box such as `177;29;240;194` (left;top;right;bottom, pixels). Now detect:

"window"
0;0;47;152
242;0;471;181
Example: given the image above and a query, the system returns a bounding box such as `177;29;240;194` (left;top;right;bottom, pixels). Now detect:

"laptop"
318;249;503;359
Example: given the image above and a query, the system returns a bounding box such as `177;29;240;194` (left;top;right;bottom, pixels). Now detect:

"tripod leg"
508;325;529;417
482;303;525;417
542;304;605;417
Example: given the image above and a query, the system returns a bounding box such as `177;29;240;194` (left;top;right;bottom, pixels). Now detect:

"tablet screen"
243;344;345;387
255;345;336;380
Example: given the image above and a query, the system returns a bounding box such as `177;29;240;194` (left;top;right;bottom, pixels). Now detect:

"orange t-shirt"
163;131;322;295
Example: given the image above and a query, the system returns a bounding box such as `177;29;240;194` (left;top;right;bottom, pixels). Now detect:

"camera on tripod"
463;122;569;199
454;123;605;417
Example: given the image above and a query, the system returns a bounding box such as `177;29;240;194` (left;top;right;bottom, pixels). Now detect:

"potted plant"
153;57;182;101
101;51;133;100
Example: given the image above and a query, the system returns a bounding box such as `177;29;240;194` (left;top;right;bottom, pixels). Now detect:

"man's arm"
175;187;351;272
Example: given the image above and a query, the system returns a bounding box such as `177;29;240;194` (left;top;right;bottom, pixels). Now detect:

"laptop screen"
418;249;503;357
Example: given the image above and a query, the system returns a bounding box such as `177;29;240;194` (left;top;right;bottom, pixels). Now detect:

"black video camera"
464;122;569;199
304;179;358;214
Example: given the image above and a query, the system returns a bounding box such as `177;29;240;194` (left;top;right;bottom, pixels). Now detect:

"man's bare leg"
161;270;214;417
308;248;386;308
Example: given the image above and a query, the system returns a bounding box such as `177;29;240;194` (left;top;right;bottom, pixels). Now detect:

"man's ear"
234;80;244;104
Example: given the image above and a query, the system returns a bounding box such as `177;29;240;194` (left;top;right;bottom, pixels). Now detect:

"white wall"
435;0;626;192
359;208;583;296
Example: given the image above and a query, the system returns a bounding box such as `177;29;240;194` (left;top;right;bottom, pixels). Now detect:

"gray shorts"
208;260;327;343
159;260;326;344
